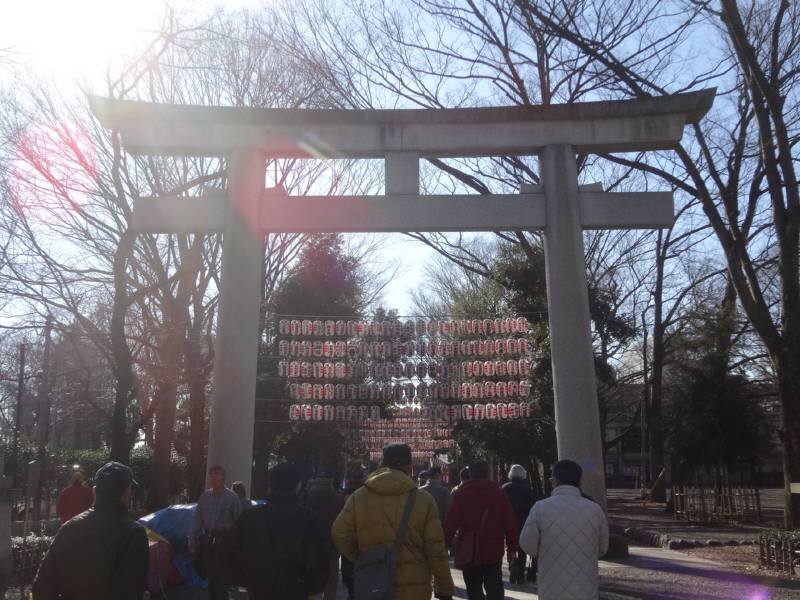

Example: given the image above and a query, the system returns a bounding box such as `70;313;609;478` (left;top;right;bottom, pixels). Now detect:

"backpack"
354;489;417;600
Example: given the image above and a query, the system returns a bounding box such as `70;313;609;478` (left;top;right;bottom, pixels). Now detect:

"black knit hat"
382;443;412;468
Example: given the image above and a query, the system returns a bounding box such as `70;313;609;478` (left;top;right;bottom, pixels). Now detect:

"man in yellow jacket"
332;443;455;600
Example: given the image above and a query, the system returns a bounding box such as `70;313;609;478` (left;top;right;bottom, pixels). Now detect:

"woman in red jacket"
57;471;94;522
444;460;519;600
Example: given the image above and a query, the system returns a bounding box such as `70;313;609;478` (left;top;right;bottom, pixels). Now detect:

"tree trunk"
147;378;178;512
187;373;207;500
649;231;666;499
777;350;800;529
110;230;136;464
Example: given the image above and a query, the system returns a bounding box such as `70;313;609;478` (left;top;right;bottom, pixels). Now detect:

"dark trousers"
462;563;504;600
510;548;526;581
208;577;229;600
341;555;354;596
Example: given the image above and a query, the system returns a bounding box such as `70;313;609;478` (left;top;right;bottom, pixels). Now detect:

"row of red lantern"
345;437;456;451
287;380;532;401
280;358;531;381
368;451;441;463
345;428;452;440
288;402;535;421
278;338;531;359
278;317;530;338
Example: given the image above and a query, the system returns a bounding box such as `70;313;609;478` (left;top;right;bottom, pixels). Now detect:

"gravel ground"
598;545;800;599
9;547;798;600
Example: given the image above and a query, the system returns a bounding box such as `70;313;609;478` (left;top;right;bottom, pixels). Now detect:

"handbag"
453;507;489;569
354;489;417;600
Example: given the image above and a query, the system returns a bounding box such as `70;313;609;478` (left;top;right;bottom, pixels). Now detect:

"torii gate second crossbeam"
90;90;715;509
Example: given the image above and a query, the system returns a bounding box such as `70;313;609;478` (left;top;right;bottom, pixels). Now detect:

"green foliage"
269;234;364;317
667;296;772;480
450;241;557;468
254;234;366;489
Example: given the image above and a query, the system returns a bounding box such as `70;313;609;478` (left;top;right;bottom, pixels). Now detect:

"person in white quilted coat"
519;460;609;600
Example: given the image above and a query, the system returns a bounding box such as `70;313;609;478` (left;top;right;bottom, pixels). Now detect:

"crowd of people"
31;446;609;600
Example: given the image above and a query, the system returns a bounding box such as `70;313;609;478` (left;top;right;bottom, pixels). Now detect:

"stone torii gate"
90;90;714;508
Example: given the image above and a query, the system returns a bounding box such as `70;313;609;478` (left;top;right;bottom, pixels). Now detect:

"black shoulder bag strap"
390;489;418;571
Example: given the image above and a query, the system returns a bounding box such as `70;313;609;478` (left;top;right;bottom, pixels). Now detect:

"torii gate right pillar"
540;144;606;511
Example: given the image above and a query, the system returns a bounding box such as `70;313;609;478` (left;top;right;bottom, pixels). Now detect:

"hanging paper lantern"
324;362;336;379
484;381;496;398
311;362;323;379
496;381;507;398
289;404;301;420
335;405;347;421
493;318;502;335
450;382;460;399
278;361;288;378
485;403;498;420
288;383;299;399
507;359;518;377
498;403;509;420
474;404;485;420
279;319;290;335
301;383;312;401
324;405;335;421
519;382;531;397
471;382;482;399
471;360;482;377
299;320;311;336
519;359;530;376
289;340;299;357
289;320;301;336
461;382;471;399
310;320;321;336
302;405;314;421
449;404;462;422
508;380;519;397
311;404;323;421
483;361;495;377
335;384;347;401
323;384;334;401
508;402;520;418
520;402;533;418
495;339;506;355
517;317;529;332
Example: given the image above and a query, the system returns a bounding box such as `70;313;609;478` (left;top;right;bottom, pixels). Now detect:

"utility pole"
31;317;53;521
10;343;26;487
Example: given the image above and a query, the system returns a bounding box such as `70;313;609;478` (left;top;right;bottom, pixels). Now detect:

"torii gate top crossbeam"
89;89;714;158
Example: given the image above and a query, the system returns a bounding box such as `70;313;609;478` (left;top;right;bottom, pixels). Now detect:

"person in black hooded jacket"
502;464;537;584
238;462;329;600
32;462;148;600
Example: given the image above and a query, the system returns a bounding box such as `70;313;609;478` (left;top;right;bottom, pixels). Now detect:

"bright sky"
0;0;440;315
1;1;262;80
